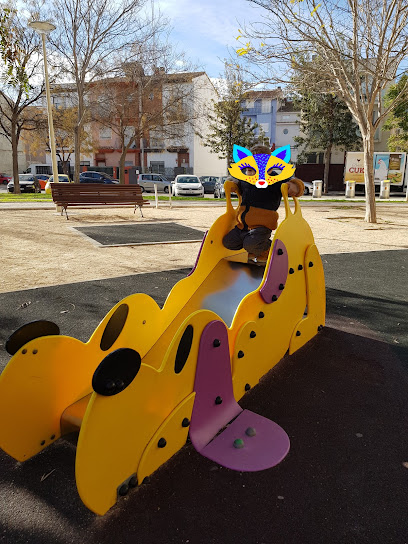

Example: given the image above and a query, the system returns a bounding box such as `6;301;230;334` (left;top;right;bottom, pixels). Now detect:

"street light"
28;20;59;189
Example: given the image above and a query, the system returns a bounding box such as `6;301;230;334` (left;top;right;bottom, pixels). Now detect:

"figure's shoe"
256;249;270;263
247;250;269;265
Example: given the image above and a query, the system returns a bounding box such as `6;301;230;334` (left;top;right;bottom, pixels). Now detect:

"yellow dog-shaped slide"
0;184;325;515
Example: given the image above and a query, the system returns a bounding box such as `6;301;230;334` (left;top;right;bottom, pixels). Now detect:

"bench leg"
64;207;69;220
135;205;143;218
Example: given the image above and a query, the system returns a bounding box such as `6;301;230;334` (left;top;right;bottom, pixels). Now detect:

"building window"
150;161;165;174
246;99;254;109
261;100;271;114
53;96;64;108
283;129;289;134
259;123;269;134
99;127;112;139
305;152;324;164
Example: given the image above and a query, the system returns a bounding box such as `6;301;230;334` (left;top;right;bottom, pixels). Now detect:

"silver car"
171;175;204;197
137;173;171;193
7;174;41;193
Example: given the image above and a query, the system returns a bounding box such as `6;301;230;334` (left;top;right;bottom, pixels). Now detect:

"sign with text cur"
344;152;406;186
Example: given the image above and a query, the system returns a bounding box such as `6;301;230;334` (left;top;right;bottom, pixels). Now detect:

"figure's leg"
223;226;245;251
242;227;272;260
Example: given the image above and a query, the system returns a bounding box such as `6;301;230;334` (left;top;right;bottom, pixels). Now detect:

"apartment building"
30;71;226;179
240;89;283;147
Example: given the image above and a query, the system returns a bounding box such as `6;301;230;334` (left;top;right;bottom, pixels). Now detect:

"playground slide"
0;183;325;515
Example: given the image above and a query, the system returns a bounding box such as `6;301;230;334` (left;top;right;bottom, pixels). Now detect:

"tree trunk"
119;138;134;184
74;97;84;183
119;152;126;184
74;124;80;183
11;116;20;194
323;143;332;194
362;133;377;223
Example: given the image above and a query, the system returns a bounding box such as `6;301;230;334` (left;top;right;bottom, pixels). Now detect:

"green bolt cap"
233;438;245;449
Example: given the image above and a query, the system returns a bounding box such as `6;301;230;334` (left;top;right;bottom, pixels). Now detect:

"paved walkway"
0;191;407;210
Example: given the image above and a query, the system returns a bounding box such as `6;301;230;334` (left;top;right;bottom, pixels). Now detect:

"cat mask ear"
233;145;253;163
271;145;291;163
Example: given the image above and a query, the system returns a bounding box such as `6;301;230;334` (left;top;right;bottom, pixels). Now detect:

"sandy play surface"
1;202;407;293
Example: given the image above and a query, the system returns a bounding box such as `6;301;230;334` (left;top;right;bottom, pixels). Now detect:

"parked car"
35;174;50;190
214;176;238;199
79;171;119;184
171;175;204;197
0;173;11;185
45;175;72;194
7;175;41;193
303;181;314;195
199;176;221;194
136;173;171;193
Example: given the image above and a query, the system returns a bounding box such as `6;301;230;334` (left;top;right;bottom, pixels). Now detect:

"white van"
24;164;52;176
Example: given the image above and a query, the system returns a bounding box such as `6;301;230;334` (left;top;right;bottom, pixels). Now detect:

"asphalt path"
0;250;407;543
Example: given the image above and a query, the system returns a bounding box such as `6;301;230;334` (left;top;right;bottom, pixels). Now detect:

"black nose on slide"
5;320;60;355
92;348;141;396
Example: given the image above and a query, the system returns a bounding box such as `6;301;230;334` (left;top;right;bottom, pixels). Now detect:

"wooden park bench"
50;183;150;220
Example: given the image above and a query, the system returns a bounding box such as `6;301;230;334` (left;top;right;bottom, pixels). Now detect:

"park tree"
237;0;408;222
91;38;200;183
293;91;362;193
0;5;43;194
46;0;159;182
22;105;95;175
383;75;408;153
203;62;261;169
0;6;30;92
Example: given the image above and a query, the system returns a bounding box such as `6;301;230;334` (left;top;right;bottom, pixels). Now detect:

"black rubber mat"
0;251;407;543
74;222;205;246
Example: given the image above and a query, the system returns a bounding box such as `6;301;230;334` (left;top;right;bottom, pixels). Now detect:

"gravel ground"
1;201;407;293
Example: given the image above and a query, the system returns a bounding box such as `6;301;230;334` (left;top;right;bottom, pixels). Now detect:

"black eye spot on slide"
100;304;129;351
5;321;60;355
174;325;194;374
92;348;141;396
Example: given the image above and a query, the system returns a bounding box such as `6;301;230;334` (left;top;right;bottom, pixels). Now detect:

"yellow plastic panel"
0;336;94;461
289;244;326;354
61;394;92;435
231;186;315;398
75;309;220;515
137;393;195;484
141;186;244;367
88;293;163;362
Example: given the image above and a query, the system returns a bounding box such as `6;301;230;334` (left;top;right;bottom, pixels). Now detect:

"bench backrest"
51;183;145;204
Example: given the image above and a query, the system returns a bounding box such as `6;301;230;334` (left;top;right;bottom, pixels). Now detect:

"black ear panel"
92;348;141;396
5;321;60;355
100;304;129;351
174;325;193;374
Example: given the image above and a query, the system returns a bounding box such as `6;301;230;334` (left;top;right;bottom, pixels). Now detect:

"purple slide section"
190;320;290;471
187;230;208;277
202;409;290;472
260;239;288;304
189;320;241;452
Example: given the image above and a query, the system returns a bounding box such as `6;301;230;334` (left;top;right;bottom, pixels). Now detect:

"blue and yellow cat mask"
228;144;296;189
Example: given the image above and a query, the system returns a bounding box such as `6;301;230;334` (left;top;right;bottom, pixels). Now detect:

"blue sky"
157;0;265;78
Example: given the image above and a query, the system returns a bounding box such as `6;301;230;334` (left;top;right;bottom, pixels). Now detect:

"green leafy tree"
237;0;408;222
0;6;43;194
383;76;408;152
0;6;29;93
293;91;361;193
203;63;261;170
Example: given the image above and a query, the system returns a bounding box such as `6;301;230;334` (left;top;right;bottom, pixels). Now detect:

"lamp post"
28;20;59;188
